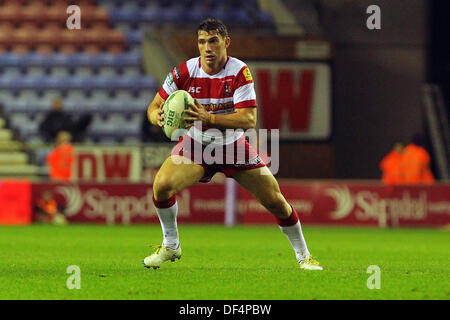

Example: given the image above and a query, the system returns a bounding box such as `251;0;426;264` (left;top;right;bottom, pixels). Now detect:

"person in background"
46;131;74;182
380;142;404;186
39;97;92;143
34;189;67;225
400;134;435;185
39;97;75;143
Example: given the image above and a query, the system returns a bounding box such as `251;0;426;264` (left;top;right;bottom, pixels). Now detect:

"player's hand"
184;99;211;127
149;102;164;127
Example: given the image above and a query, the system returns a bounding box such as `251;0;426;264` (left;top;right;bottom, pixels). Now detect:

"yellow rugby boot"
298;254;323;271
142;245;181;269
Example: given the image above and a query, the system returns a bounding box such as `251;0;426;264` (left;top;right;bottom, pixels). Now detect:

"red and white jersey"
158;56;257;145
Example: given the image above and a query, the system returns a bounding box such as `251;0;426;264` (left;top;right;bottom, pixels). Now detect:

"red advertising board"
72;146;142;182
29;181;450;227
0;180;32;225
248;62;331;140
32;182;225;224
239;181;450;227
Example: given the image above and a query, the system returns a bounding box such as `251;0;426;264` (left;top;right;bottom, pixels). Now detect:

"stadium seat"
84;29;105;46
109;8;137;24
60;30;85;48
58;44;78;55
0;52;20;67
37;27;61;48
125;31;143;46
84;44;103;54
121;66;140;76
140;10;162;24
46;3;69;25
71;53;92;67
47;53;71;67
106;30;125;47
74;66;95;76
24;52;45;67
0;3;23;25
11;44;31;55
97;66;116;76
115;52;141;67
13;27;38;46
67;76;87;90
230;9;251;25
35;45;55;55
91;53;116;68
106;44;125;54
22;2;47;25
48;65;70;76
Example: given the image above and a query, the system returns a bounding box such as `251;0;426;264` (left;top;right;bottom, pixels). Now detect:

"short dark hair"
197;18;229;38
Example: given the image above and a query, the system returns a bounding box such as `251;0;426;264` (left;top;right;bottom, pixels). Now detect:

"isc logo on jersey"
188;87;201;94
243;67;253;81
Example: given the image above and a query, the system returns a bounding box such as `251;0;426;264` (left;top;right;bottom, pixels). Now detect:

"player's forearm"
147;93;165;126
209;110;256;130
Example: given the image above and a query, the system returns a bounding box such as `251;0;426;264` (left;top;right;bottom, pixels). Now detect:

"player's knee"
153;176;175;201
262;192;288;217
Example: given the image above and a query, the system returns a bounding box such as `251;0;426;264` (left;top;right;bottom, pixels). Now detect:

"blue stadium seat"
24;53;46;67
93;53;116;68
139;10;159;23
161;7;182;23
67;76;86;90
19;77;41;90
71;53;93;68
49;53;72;67
109;8;139;23
41;76;64;90
115;52;141;67
230;9;251;25
110;77;132;90
139;76;157;90
125;31;143;46
0;53;20;67
92;77;111;90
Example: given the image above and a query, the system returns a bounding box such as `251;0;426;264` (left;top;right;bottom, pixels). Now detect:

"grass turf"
0;224;448;300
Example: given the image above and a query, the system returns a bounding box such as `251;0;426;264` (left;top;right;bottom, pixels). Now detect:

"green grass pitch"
0;224;448;300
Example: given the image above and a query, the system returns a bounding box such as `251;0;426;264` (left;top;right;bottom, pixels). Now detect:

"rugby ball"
162;90;194;139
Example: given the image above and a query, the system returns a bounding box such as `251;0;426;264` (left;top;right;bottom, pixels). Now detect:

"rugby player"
144;18;322;270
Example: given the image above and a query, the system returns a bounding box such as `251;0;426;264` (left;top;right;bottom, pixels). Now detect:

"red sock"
276;205;299;226
152;195;176;208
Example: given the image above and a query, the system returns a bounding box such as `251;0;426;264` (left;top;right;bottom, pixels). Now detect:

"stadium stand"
0;0;275;144
0;0;276;177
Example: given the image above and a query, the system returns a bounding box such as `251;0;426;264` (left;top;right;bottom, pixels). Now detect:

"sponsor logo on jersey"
188;87;201;93
243;67;253;81
165;72;174;86
204;101;234;112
